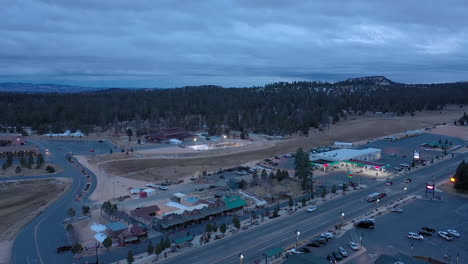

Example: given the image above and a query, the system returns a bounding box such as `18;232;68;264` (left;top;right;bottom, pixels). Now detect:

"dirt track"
100;106;467;182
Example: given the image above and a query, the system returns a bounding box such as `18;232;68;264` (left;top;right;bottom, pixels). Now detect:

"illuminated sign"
426;183;435;190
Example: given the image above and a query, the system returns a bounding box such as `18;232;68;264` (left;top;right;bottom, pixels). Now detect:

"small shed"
142;188;156;197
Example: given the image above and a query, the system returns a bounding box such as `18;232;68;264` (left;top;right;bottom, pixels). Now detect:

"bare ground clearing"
426;124;468;140
0;163;62;178
0;178;71;264
98;107;466;182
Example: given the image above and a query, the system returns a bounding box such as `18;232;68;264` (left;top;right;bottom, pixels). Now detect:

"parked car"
338;247;348;257
332;250;343;261
408;232;424;240
447;229;461;237
289;248;304;254
321;232;334;239
307;242;320;248
419;230;432;237
421;226;436;233
349;242;359;251
327;254;337;263
405;178;412;183
390;207;403;213
438;231;453;241
313;237;327;244
356;220;375;229
386;181;393;186
158;185;168;190
307;206;318;212
56;245;72;253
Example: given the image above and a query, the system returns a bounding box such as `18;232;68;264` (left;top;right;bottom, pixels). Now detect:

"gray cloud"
1;0;468;87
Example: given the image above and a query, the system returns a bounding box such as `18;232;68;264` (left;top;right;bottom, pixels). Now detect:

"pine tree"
261;169;267;180
27;153;34;169
36;154;45;169
233;216;241;229
127;250;134;264
453;160;468;191
155;243;163;254
102;237;112;249
147;241;154;255
220;223;227;234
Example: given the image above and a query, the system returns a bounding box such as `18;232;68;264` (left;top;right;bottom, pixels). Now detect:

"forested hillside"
1;78;467;136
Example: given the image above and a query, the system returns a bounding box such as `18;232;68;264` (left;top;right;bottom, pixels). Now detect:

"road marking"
34;217;47;264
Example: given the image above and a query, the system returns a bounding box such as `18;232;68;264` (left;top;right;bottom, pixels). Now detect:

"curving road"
10;139;114;264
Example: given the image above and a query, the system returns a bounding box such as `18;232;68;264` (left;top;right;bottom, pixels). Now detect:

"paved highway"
5;138;465;264
10;140;113;264
159;154;467;264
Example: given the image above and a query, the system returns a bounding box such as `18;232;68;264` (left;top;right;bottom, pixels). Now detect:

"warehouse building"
310;148;385;173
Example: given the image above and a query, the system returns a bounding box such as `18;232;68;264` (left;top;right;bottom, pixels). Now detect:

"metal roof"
264;247;283;257
106;221;128;232
175;236;194;244
222;196;247;210
309;148;381;162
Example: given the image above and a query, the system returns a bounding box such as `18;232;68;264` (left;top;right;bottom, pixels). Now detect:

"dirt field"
427;124;468;140
0;163;62;178
0;178;71;264
99;106;467;181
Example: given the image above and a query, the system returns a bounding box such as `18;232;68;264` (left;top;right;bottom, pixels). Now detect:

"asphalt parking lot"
296;188;468;264
361;133;465;168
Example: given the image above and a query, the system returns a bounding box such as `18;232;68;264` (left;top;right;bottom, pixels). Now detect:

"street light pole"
296;230;301;246
239;253;244;264
403;186;407;198
376;198;380;208
340;212;345;227
112;181;120;200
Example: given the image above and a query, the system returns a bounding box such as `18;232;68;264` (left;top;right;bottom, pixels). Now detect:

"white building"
309;148;381;162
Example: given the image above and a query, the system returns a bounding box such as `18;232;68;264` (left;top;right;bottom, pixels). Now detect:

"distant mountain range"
0;82;132;93
0;76;465;93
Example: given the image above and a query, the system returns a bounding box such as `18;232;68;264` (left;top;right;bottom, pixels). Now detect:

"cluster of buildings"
310;147;389;174
88;221;148;247
0;135;39;158
130;192;247;231
145;128;194;143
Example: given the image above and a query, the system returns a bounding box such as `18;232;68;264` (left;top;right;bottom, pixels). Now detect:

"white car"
338;247;348;257
447;229;461;237
288;248;304;255
307;206;317;212
321;232;334;239
349;242;359;251
438;231;453;241
408;232;424;240
390;207;403;213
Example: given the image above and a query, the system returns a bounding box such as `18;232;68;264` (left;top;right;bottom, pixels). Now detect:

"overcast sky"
1;0;468;88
